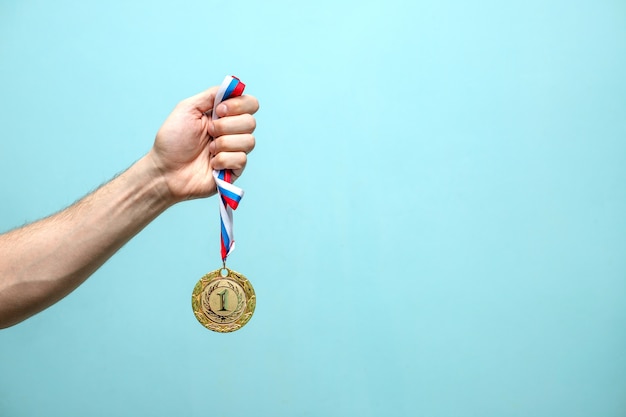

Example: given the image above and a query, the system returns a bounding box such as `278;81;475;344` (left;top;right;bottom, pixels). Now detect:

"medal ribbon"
212;76;245;262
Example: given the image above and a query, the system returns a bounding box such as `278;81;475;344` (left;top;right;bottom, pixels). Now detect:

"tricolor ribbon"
212;76;245;262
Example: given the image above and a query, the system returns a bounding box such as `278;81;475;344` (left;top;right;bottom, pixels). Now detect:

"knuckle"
246;134;256;152
234;152;248;169
248;96;260;113
212;152;227;168
224;98;240;115
213;152;231;169
212;152;248;170
244;114;257;132
212;137;224;152
212;120;224;137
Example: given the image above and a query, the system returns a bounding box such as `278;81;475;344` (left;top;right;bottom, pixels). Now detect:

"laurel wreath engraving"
201;279;245;323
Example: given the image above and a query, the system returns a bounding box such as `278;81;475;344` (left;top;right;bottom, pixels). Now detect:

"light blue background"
1;0;625;416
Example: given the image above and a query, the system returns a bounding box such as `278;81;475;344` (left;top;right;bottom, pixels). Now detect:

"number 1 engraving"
217;289;229;312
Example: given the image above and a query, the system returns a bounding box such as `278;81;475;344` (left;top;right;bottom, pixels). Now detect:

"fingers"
183;86;219;113
210;151;247;176
196;90;258;180
209;133;255;178
181;86;259;116
209;114;256;137
215;95;260;118
209;134;255;154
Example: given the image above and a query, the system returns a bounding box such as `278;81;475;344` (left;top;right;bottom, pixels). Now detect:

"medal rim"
192;267;256;333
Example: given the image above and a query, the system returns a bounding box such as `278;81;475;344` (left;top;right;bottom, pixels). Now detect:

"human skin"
0;86;259;328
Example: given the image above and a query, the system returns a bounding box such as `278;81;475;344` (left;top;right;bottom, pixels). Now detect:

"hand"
148;86;259;203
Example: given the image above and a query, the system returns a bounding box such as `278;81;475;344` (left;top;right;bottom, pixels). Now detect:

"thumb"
185;86;219;114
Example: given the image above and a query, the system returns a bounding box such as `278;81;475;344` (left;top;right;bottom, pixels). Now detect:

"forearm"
0;155;174;328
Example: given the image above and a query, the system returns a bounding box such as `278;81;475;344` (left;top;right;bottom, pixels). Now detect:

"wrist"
132;154;180;209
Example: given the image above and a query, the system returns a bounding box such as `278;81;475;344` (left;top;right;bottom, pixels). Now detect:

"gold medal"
191;267;256;333
193;76;254;333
